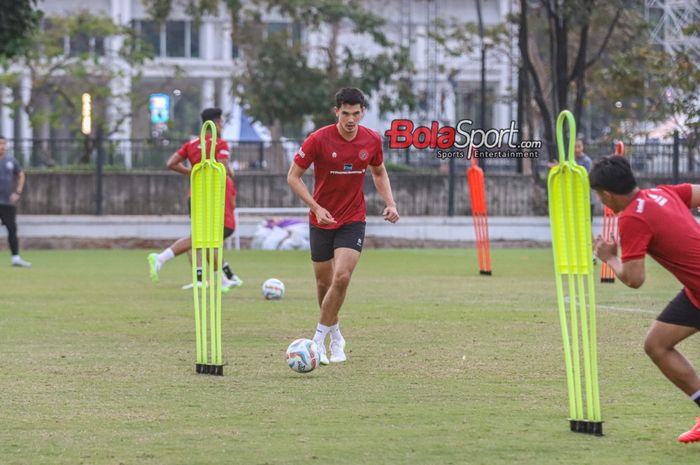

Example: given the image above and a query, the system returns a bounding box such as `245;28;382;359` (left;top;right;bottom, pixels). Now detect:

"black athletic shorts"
310;221;366;262
657;290;700;330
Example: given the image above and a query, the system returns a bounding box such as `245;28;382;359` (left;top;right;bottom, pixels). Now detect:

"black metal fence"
5;136;696;178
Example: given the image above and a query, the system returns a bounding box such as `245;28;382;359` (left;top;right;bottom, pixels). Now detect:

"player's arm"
166;151;190;176
286;162;335;225
9;169;25;204
593;235;646;288
689;185;700;209
368;163;399;223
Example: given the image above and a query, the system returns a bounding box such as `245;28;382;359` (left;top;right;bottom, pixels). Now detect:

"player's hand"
383;205;399;223
593;234;617;262
313;206;336;226
9;192;20;204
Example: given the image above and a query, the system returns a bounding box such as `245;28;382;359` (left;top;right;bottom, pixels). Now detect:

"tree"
519;0;624;160
0;0;42;60
663;22;700;167
144;0;416;137
0;11;151;164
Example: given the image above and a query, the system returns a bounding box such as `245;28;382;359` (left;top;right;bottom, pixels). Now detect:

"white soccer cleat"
315;341;330;365
222;275;243;291
11;257;31;268
330;338;347;363
181;282;204;290
229;274;243;287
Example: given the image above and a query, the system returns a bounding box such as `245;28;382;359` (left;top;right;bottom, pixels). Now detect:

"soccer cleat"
315;341;329;365
11;257;31;268
181;282;204;290
229;274;243;288
147;253;160;283
330;338;347;363
678;417;700;443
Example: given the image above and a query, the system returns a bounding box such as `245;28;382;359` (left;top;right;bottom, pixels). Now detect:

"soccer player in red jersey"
287;88;399;365
591;156;700;443
148;108;242;290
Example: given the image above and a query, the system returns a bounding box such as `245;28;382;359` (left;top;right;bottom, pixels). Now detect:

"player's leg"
323;222;365;363
2;205;30;267
644;290;700;442
218;227;241;291
148;236;191;283
309;225;335;365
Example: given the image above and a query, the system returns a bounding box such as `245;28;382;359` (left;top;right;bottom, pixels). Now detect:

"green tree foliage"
146;0;416;137
0;0;42;60
0;12;151;139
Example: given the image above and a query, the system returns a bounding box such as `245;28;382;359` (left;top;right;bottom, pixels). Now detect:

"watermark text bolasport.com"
384;119;541;158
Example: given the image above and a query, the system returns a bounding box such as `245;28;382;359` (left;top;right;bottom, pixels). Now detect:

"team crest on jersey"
332;152;337;158
359;150;369;160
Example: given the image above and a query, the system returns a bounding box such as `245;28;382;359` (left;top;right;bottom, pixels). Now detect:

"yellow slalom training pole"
548;110;603;435
190;120;226;376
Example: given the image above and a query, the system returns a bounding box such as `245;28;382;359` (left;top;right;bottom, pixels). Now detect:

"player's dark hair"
589;156;637;195
335;88;365;108
200;107;222;124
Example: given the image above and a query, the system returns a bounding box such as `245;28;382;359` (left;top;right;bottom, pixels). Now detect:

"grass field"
1;248;699;464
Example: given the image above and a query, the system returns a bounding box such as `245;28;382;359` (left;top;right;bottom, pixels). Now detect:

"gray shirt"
0;156;22;205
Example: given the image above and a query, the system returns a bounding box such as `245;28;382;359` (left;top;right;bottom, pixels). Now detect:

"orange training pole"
600;141;624;283
467;148;492;275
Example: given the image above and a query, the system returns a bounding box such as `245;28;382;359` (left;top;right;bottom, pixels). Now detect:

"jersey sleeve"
294;134;319;169
619;215;652;262
13;159;22;174
370;131;384;166
662;183;692;208
217;140;230;162
176;140;190;159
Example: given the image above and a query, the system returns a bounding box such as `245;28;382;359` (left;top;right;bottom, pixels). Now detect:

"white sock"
12;255;21;262
329;323;343;341
157;248;175;265
690;389;700;401
314;324;330;346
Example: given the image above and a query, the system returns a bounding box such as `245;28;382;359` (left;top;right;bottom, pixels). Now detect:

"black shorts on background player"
310;222;366;262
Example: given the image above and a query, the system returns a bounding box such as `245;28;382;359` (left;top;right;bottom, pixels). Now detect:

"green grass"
1;248;699;464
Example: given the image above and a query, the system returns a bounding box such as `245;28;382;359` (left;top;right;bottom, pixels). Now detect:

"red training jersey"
619;184;700;307
177;136;230;167
177;136;236;230
293;124;383;229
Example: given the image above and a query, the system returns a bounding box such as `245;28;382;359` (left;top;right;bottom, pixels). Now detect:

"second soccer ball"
262;278;285;300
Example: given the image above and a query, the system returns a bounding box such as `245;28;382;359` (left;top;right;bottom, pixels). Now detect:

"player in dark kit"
591;156;700;443
287;88;399;365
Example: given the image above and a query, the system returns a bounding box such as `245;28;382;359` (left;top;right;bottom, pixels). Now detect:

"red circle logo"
359;150;369;160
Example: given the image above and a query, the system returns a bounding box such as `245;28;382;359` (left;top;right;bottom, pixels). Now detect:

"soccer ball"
286;338;318;373
262;278;285;300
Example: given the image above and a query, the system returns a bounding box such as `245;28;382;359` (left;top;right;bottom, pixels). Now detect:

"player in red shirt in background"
591;156;700;443
287;88;400;365
147;108;242;290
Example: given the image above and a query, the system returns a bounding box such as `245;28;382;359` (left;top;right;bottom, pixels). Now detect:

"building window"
135;20;200;58
139;20;161;56
166;21;185;57
190;23;200;58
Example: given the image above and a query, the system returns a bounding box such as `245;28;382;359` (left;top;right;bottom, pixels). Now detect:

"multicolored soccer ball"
286;338;318;373
262;278;285;300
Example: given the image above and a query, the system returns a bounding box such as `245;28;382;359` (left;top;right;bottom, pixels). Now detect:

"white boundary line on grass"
562;296;657;315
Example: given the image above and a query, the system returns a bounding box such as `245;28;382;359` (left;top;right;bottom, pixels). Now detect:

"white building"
0;0;517;162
